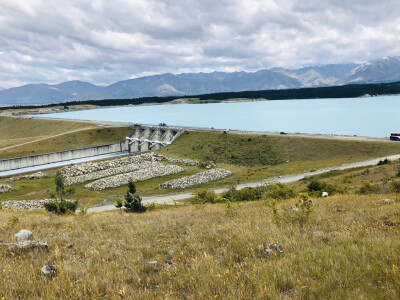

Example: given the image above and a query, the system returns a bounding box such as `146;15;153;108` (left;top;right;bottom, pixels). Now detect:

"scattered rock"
168;249;174;257
14;229;33;242
66;243;74;249
262;243;283;259
123;265;132;271
11;241;48;250
160;168;232;189
199;161;216;169
148;261;158;266
0;184;14;193
380;199;391;204
8;172;45;182
41;265;57;278
1;241;48;251
164;259;173;265
291;206;299;211
322;192;329;197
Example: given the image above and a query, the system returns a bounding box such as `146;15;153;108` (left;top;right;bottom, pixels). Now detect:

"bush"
356;182;381;195
44;200;78;214
307;180;341;196
262;182;296;200
222;186;262;202
192;190;217;204
377;158;390;166
115;199;123;208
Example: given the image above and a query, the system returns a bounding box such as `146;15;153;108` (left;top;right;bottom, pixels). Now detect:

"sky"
0;0;399;88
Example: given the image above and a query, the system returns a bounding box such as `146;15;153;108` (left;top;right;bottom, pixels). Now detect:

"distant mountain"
273;64;358;87
1;56;400;106
338;57;400;84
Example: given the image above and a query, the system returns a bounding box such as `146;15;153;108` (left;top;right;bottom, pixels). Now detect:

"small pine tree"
123;182;146;213
128;180;136;194
131;195;147;213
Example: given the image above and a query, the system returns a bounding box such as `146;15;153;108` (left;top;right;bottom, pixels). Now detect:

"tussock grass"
0;194;399;298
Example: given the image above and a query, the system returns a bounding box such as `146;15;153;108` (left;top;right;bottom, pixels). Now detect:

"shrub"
356;182;381;195
115;199;123;208
44;200;78;214
192;190;217;204
262;182;296;200
377;158;390;166
307;180;340;196
390;180;400;201
222;186;262;202
396;166;400;177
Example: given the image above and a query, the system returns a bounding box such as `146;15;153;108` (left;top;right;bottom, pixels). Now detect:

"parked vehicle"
390;133;400;141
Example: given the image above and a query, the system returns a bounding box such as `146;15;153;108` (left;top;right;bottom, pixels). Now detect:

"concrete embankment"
0;142;127;172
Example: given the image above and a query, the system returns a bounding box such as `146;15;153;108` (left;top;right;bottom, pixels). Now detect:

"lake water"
41;96;400;138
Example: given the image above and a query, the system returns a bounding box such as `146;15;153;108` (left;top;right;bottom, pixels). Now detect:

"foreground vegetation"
0;194;399;298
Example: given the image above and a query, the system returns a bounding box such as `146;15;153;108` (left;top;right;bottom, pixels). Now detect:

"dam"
0;124;183;173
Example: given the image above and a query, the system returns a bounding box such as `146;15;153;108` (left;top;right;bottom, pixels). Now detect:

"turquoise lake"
41;96;400;138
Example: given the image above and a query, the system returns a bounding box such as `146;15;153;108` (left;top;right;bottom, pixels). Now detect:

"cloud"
0;0;399;88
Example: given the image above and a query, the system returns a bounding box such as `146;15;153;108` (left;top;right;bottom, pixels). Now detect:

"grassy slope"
0;116;92;140
0;194;398;298
161;131;400;167
0;127;133;159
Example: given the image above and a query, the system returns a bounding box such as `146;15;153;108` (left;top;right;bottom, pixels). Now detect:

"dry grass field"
0;194;399;298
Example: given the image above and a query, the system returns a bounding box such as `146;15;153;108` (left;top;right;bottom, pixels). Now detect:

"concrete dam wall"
0;142;128;172
0;125;183;172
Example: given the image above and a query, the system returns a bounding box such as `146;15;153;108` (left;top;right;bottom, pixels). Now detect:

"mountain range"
1;56;400;106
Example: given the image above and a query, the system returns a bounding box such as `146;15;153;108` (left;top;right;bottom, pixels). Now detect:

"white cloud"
0;0;399;88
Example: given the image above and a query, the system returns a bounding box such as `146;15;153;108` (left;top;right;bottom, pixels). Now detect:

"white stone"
14;229;33;242
322;192;329;197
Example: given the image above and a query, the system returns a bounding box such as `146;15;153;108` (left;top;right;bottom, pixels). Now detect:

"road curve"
87;153;400;213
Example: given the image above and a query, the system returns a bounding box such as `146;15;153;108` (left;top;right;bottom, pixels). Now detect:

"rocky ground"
59;153;200;190
160;168;232;189
1;199;74;210
65;163;141;186
60;153;163;177
86;164;184;190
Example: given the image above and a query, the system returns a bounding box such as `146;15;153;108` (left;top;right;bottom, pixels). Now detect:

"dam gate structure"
0;124;183;173
126;124;183;153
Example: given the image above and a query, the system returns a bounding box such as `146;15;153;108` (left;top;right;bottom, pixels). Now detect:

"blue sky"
0;0;399;88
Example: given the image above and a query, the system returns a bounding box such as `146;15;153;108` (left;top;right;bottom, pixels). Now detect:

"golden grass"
0;194;399;298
